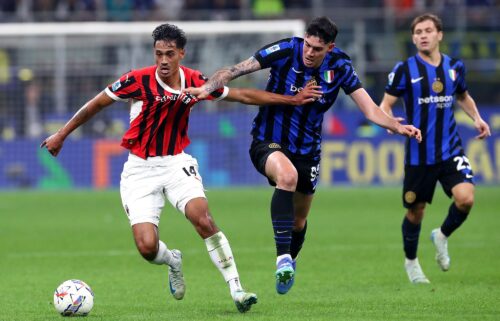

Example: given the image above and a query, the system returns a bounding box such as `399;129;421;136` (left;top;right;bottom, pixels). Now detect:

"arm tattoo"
204;57;261;93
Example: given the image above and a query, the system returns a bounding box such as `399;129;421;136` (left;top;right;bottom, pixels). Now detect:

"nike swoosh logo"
466;174;474;179
291;67;303;74
411;77;424;84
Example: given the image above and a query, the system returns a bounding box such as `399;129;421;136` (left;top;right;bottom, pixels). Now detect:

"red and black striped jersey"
105;65;228;159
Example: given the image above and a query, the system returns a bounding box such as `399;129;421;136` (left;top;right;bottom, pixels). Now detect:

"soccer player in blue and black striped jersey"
189;16;422;294
380;14;491;284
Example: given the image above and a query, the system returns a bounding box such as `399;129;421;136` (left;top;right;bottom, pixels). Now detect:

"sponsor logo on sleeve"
265;44;281;55
112;80;121;91
388;72;395;85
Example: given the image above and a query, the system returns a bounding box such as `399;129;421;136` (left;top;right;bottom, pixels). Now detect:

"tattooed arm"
193;57;262;99
41;91;114;156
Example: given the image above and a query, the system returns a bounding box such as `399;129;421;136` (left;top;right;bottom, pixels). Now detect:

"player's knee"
275;170;298;190
186;204;218;238
407;205;425;223
135;239;158;261
455;194;474;212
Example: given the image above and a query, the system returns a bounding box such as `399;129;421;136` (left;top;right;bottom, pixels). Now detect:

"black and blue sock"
402;216;421;260
440;203;469;237
271;189;294;256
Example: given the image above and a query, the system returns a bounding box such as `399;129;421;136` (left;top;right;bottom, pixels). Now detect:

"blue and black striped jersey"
385;54;468;166
252;37;362;157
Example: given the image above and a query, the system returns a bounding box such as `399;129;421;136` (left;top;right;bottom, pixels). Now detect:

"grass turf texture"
1;187;499;321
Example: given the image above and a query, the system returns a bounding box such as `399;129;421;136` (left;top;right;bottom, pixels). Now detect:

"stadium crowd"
1;0;499;22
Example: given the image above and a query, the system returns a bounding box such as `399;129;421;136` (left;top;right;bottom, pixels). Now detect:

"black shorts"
249;140;320;194
403;154;475;208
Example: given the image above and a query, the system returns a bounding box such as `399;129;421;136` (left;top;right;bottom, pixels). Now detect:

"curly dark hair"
152;24;187;49
306;16;338;44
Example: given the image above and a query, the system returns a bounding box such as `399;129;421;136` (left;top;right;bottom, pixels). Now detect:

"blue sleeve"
340;63;362;95
253;38;293;69
385;62;406;97
455;60;468;94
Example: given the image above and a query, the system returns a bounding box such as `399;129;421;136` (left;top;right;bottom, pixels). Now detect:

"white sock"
276;254;292;266
405;257;418;265
228;278;243;296
205;231;240;286
151;240;175;266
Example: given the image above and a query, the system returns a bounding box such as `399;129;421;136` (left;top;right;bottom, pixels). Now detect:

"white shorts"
120;152;206;226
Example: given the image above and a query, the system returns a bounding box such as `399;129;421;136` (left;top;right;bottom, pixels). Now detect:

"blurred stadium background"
0;0;499;189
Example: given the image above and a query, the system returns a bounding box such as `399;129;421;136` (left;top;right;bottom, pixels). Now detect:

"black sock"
290;221;307;260
271;189;294;256
440;203;469;237
402;216;421;260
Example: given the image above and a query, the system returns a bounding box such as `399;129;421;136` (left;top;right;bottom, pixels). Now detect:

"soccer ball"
53;279;94;316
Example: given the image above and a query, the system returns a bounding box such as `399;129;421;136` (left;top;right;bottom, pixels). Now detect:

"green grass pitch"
1;187;499;321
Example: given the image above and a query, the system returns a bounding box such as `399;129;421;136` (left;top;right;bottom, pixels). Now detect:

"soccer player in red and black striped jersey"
41;23;321;313
380;14;491;284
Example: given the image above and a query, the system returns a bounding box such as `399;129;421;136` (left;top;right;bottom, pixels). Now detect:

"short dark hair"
305;16;338;44
152;24;187;49
411;13;443;34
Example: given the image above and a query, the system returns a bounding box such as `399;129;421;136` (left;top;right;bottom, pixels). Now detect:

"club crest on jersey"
307;77;318;87
449;69;457;81
322;70;334;83
432;79;444;93
112;80;121;91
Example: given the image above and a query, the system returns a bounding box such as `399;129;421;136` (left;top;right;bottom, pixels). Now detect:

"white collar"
155;67;185;94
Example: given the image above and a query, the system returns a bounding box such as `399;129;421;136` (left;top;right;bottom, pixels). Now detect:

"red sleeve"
105;70;142;101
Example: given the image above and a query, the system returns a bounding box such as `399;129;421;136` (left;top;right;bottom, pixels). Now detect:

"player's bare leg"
132;222;185;299
185;198;257;312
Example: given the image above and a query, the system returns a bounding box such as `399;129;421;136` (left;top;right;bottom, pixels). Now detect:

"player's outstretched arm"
455;91;491;139
40;92;114;156
194;57;262;99
379;93;405;134
223;83;322;106
350;88;422;142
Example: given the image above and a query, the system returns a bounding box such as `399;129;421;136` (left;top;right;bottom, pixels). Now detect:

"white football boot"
232;290;258;313
168;249;185;300
431;228;450;271
405;258;430;284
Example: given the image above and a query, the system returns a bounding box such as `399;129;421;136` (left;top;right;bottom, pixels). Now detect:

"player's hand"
40;132;65;156
183;85;210;99
386;117;405;135
474;118;491;139
395;123;422;143
292;84;323;106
